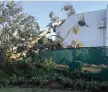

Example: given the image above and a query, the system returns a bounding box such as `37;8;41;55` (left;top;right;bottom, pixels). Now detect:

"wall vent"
98;20;106;28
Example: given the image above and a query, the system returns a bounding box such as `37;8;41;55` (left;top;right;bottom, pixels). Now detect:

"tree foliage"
0;1;40;51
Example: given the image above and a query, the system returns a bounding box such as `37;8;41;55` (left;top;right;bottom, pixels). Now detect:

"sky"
22;1;108;30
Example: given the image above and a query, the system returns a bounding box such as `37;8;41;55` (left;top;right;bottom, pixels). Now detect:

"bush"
68;61;83;71
40;58;57;70
96;67;108;81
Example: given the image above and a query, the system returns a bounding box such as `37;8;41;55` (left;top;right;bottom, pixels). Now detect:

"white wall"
56;9;106;47
106;5;108;46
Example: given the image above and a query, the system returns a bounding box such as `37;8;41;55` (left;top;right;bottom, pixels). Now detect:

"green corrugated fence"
39;47;108;81
39;47;108;65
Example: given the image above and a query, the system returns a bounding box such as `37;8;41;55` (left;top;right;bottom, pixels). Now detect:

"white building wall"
106;5;108;46
56;9;106;47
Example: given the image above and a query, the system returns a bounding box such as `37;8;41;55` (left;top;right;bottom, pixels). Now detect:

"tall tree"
0;1;40;52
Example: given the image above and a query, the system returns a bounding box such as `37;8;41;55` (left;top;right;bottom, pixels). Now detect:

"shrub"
68;61;83;71
40;58;57;70
96;67;108;81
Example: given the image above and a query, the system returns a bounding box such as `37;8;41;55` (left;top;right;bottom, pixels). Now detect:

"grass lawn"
0;87;80;92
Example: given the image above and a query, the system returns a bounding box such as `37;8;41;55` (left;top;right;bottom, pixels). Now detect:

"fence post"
73;48;76;62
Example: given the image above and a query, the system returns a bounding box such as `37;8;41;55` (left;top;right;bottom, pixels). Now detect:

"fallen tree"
9;29;51;61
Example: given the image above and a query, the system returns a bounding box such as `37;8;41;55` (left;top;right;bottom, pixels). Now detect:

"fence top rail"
39;46;108;52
